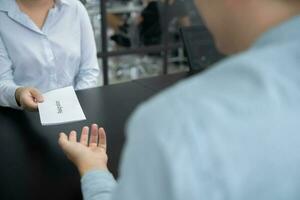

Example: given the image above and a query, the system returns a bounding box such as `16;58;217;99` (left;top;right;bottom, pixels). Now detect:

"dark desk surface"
0;73;188;200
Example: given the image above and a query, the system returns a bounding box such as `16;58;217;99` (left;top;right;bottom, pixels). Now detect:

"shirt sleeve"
81;170;116;200
0;35;21;108
80;103;176;200
75;2;100;90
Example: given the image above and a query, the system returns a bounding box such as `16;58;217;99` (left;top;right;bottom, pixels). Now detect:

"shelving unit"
84;0;188;85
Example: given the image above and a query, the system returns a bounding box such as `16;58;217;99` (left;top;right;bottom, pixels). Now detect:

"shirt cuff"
81;170;116;200
0;83;21;109
8;85;21;109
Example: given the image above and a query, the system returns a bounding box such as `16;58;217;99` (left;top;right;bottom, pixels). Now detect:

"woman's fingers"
80;126;89;146
98;128;107;151
21;90;39;111
22;95;39;111
17;87;43;111
30;88;44;103
89;124;99;147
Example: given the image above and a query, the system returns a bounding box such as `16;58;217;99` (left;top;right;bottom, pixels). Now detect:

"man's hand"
15;87;44;111
58;124;108;177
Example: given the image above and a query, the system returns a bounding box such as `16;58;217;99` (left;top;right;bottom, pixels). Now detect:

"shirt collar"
0;0;13;12
56;0;70;7
252;14;300;49
0;0;70;12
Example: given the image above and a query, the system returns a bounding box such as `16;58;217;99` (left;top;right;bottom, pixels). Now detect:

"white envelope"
38;86;86;126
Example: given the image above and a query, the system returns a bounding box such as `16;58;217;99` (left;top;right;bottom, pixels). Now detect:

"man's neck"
231;2;300;54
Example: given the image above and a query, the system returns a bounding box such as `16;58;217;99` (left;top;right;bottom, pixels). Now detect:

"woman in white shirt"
0;0;99;111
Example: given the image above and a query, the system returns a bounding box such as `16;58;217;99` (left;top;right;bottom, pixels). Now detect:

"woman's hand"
15;87;44;111
58;124;108;177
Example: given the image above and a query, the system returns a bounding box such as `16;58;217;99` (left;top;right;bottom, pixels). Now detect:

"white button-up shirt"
0;0;100;108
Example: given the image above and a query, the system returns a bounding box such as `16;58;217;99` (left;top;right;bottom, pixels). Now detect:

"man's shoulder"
126;54;249;132
128;47;292;135
137;49;268;110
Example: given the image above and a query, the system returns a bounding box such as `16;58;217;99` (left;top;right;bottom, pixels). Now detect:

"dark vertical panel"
100;0;109;85
162;0;170;74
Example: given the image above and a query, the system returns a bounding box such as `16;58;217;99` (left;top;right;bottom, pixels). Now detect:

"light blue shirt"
81;15;300;200
0;0;99;108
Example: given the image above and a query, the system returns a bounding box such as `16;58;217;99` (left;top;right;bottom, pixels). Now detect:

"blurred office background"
80;0;206;85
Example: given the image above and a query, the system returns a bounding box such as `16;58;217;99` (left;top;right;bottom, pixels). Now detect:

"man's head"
194;0;300;55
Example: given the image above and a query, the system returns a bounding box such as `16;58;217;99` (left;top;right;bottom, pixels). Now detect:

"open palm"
59;124;108;176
